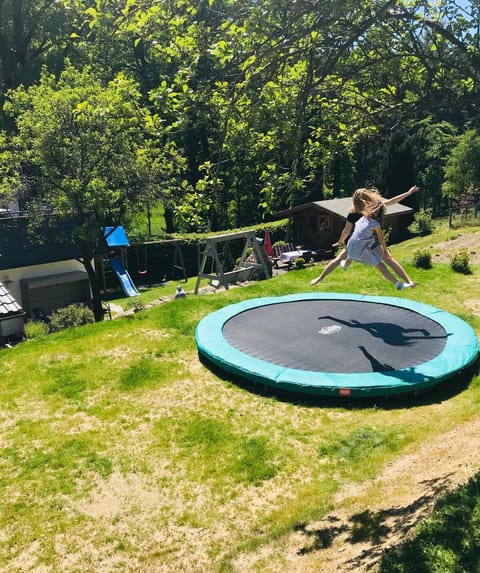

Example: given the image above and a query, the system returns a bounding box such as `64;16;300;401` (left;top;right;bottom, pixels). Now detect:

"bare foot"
310;277;322;286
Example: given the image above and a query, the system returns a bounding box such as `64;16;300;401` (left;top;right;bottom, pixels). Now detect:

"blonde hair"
364;201;385;226
351;187;383;213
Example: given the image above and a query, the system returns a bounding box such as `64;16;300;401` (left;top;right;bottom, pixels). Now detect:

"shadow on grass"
377;472;480;573
294;471;469;571
198;353;479;410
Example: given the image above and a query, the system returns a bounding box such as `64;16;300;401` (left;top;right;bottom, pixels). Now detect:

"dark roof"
275;198;414;220
22;271;89;288
0;217;88;270
0;282;24;317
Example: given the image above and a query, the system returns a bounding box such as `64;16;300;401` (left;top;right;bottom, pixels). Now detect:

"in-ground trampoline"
195;293;478;397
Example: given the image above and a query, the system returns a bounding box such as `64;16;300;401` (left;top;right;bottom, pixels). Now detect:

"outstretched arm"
382;185;419;207
332;221;354;247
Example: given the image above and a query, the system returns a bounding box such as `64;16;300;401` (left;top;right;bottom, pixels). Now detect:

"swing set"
134;240;187;283
194;230;271;294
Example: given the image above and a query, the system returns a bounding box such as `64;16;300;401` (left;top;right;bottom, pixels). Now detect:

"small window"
318;216;331;232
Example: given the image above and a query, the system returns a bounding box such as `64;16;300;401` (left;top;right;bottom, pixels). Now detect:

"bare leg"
383;253;415;285
311;249;347;285
374;245;415;286
375;261;401;286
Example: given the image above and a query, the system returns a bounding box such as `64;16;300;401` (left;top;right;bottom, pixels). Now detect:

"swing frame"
194;230;272;294
136;245;148;275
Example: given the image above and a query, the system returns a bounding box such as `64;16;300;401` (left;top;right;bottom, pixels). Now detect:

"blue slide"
110;257;140;297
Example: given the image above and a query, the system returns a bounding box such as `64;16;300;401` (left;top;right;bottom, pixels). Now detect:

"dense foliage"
1;0;480;230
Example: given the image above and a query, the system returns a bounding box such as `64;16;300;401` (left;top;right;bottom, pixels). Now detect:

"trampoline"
195;293;478;397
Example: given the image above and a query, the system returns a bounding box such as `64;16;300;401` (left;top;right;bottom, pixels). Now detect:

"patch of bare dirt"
429;230;480;264
274;416;480;573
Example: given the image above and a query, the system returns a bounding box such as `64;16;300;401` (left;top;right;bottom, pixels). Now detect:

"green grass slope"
0;224;479;572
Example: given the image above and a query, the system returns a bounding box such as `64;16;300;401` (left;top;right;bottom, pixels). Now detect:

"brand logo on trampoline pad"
318;325;342;335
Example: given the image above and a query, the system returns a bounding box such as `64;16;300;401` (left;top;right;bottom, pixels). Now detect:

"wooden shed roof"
275;198;414;220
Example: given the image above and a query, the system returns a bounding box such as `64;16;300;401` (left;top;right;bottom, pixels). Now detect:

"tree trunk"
164;207;175;233
80;240;104;322
147;201;152;236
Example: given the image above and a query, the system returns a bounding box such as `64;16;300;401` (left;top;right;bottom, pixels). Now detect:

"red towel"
264;230;273;256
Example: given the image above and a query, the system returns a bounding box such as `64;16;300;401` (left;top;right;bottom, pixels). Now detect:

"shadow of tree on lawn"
295;473;457;570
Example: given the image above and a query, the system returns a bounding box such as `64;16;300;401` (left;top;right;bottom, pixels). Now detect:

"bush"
125;297;145;313
294;257;305;269
125;297;145;312
47;303;95;332
450;249;472;274
413;208;434;236
24;320;49;340
413;249;432;269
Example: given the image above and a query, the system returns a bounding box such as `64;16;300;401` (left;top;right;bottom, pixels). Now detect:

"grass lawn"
130;203;166;238
0;221;479;572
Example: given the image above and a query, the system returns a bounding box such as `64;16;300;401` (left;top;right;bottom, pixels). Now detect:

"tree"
0;0;72;126
3;0;480;233
410;118;457;214
442;129;480;226
4;63;155;320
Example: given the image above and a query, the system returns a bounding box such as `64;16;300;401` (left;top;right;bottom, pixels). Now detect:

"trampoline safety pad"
195;293;479;397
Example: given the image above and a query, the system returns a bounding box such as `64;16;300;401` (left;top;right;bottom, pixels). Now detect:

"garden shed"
20;271;91;319
0;217;92;319
274;198;414;251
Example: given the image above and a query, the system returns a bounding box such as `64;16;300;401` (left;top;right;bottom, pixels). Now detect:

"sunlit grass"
379;472;480;573
0;223;479;571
